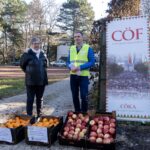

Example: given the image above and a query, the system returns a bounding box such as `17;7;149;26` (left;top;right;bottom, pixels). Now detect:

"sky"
25;0;111;20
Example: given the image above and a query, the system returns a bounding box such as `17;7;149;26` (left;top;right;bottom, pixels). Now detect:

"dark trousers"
70;75;89;113
26;85;45;116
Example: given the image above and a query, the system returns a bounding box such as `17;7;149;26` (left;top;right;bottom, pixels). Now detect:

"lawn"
0;78;25;99
0;75;68;99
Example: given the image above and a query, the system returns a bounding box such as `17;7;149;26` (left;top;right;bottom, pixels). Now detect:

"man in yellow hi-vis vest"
67;31;95;113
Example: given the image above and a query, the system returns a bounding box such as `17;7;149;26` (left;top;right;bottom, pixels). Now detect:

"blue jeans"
70;75;89;113
26;85;45;116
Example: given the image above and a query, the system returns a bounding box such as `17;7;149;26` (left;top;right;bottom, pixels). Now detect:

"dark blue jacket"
20;49;48;86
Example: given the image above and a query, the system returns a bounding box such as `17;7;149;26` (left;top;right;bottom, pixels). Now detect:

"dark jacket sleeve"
20;53;31;72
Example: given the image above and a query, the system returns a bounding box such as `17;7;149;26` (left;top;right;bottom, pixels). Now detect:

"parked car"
11;61;20;66
50;59;66;67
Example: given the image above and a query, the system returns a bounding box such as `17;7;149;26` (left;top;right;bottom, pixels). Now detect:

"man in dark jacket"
20;37;48;117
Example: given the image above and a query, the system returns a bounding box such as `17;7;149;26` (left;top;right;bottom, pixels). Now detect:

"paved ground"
1;76;150;150
0;78;73;121
0;77;94;150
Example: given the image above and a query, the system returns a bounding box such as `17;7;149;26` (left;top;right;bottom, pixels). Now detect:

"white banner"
106;16;150;121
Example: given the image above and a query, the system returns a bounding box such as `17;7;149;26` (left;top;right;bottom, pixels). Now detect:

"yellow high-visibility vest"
70;44;90;76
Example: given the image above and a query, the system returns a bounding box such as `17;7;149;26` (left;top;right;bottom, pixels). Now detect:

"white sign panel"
0;128;12;142
106;16;150;121
27;126;48;143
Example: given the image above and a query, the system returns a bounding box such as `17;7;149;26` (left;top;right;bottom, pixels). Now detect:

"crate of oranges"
25;116;63;146
0;114;31;144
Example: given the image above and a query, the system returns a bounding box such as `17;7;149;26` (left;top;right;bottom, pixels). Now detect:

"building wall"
57;45;70;60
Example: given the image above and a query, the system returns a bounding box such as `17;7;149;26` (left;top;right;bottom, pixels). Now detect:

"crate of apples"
58;111;90;147
87;112;116;149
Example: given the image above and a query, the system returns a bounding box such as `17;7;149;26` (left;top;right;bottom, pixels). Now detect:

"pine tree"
56;0;94;38
0;0;27;63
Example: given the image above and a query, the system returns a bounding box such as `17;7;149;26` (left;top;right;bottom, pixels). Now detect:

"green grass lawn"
0;78;25;99
0;75;68;99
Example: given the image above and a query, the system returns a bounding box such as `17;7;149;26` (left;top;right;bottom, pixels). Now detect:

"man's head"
74;31;83;45
30;37;41;50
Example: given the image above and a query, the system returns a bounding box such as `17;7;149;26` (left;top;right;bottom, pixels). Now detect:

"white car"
50;60;66;67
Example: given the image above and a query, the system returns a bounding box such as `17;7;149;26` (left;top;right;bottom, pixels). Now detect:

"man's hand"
71;66;80;73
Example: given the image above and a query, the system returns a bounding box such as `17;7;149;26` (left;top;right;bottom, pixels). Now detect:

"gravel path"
0;78;93;150
1;78;150;150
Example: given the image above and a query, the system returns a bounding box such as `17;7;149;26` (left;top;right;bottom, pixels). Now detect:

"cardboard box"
25;116;63;147
0;114;31;144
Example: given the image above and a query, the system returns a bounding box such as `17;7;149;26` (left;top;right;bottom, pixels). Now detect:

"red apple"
98;124;103;128
97;133;104;138
72;134;78;140
89;120;95;125
71;122;76;126
78;113;83;118
81;125;86;130
79;132;85;138
104;133;110;139
75;127;81;132
74;131;79;135
70;126;75;130
94;117;99;123
63;131;68;137
81;122;86;127
90;131;97;137
110;118;116;123
103;128;109;134
103;116;110;121
84;115;89;118
91;125;98;131
103;138;111;144
104;125;109;129
89;136;96;143
68;134;73;139
97;128;102;134
99;116;103;121
76;119;82;124
110;123;115;128
69;130;75;135
109;127;115;134
68;111;74;116
98;120;103;125
64;126;69;132
76;123;81;128
109;137;114;143
96;137;103;143
72;114;77;119
81;128;87;134
83;116;89;123
68;118;73;123
104;120;110;125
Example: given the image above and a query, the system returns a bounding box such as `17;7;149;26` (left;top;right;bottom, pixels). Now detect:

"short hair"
31;37;41;44
74;31;83;36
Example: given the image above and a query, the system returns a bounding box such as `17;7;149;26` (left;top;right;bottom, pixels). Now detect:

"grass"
0;75;69;99
0;78;25;99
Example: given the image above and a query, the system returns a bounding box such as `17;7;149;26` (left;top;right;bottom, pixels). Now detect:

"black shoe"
30;116;41;124
30;116;37;124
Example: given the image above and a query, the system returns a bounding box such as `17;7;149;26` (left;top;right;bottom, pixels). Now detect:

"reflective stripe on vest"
70;44;90;76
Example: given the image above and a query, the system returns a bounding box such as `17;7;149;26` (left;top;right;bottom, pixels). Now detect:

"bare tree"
21;0;60;49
